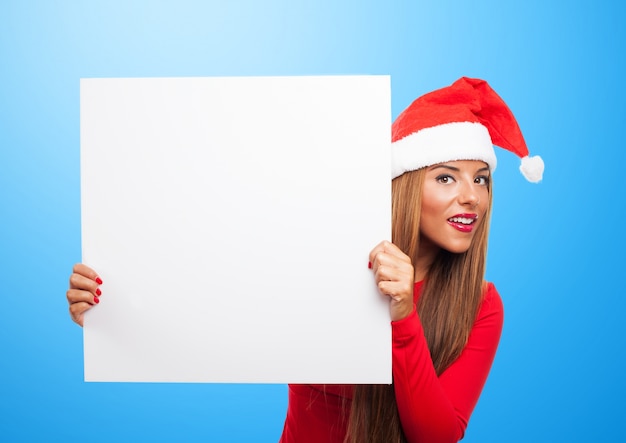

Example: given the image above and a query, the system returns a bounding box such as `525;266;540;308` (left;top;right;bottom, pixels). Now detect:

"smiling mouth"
447;215;478;232
448;216;477;225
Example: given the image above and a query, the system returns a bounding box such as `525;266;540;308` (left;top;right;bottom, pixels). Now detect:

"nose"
459;183;480;208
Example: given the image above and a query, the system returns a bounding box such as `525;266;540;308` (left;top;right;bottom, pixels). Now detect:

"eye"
475;175;490;186
436;174;455;184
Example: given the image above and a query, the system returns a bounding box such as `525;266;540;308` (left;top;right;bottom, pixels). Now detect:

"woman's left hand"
369;241;415;321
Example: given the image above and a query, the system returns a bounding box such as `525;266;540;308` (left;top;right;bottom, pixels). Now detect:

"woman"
279;77;542;443
67;77;543;442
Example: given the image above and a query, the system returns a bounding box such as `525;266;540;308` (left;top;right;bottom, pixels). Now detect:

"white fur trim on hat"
391;121;497;179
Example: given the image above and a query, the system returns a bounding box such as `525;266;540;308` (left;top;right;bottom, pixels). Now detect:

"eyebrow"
429;164;490;174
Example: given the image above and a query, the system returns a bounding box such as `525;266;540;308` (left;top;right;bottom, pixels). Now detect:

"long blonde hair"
345;167;493;443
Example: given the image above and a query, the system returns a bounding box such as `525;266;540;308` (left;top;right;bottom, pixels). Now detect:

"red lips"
447;213;478;233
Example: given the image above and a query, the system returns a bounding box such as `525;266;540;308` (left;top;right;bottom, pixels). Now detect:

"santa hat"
391;77;544;183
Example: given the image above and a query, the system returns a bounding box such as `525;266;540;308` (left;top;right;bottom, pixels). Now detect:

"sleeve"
391;283;504;443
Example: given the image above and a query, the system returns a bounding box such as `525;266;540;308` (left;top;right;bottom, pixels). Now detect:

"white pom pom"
520;155;544;183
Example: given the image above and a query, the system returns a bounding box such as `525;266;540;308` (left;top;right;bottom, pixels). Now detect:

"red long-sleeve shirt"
279;281;503;443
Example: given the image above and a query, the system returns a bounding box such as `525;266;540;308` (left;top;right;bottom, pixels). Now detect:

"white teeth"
449;217;474;225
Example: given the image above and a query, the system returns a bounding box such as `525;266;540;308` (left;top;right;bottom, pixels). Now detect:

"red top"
279;281;504;443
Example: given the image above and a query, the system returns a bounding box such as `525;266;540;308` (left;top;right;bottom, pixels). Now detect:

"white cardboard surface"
80;76;392;383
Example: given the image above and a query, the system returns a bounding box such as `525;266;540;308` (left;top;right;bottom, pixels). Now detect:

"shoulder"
482;281;503;308
477;281;504;325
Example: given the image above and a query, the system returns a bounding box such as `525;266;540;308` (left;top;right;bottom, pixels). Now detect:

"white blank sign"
80;75;392;383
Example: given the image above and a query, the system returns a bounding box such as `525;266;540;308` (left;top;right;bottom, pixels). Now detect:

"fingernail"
94;296;100;304
368;261;372;269
95;277;103;285
96;288;102;296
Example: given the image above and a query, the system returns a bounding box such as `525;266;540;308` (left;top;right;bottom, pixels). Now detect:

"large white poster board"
80;76;392;383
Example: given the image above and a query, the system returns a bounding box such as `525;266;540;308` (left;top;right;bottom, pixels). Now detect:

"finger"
369;241;411;267
379;241;411;262
377;279;414;302
369;240;390;264
69;301;94;327
72;263;103;284
375;251;412;271
67;288;101;306
372;253;414;283
375;264;411;285
375;268;413;300
69;272;102;294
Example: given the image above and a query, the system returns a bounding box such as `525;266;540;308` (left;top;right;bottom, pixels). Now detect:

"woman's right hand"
369;240;415;322
66;263;102;327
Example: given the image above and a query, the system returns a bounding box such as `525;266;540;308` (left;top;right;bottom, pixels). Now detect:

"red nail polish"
368;261;372;269
95;277;103;285
94;296;100;304
96;288;102;296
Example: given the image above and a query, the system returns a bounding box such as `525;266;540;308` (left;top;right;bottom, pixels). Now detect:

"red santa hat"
391;77;544;183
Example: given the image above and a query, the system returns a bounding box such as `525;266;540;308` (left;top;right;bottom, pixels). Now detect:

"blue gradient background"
1;1;624;442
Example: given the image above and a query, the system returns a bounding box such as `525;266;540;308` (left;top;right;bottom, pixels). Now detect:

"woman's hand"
66;263;102;327
369;241;415;321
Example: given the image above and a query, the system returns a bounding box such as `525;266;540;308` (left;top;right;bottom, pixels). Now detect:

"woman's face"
419;160;490;256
